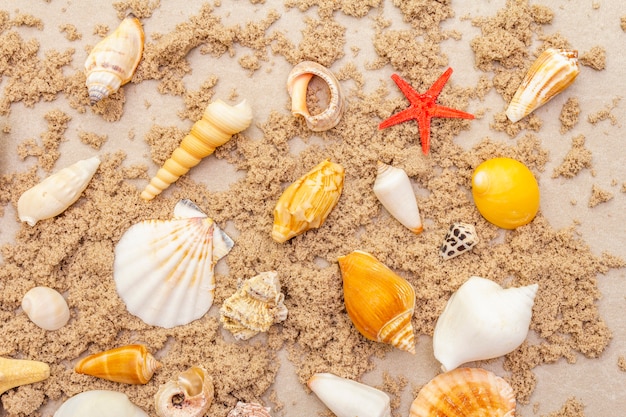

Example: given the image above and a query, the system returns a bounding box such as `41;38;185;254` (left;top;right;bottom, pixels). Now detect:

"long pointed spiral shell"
338;250;416;354
0;357;50;395
506;48;579;123
85;14;144;104
141;99;253;201
287;61;345;131
53;390;149;417
17;156;101;226
74;344;161;384
155;367;214;417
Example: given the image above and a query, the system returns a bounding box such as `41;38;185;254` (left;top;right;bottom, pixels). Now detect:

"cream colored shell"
17;156;100;226
154;367;214;417
22;286;70;331
227;402;272;417
219;271;288;340
0;357;50;395
54;390;148;417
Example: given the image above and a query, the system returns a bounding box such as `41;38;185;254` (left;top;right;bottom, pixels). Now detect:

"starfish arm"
425;67;453;100
417;112;431;155
390;73;422;103
431;104;475;120
379;107;418;129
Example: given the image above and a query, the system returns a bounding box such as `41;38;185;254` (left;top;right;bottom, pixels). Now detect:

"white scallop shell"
22;286;70;331
433;276;538;372
113;199;234;328
154;366;213;417
373;162;423;234
308;373;392;417
17;156;100;226
54;390;148;417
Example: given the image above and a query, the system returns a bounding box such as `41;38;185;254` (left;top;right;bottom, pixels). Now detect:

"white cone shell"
22;286;70;331
114;200;234;328
433;276;538;372
17;156;100;226
373;162;422;233
54;390;148;417
308;373;391;417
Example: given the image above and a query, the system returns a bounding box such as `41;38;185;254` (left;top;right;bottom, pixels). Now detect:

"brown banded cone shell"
74;344;161;384
338;250;416;354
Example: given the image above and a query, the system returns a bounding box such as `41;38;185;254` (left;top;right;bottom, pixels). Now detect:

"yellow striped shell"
85;14;144;104
506;48;579;123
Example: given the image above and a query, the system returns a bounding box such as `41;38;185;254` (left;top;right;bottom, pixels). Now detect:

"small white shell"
22;286;70;331
17;156;101;226
155;366;214;417
433;276;538;371
308;373;392;417
373;162;423;234
227;402;272;417
114;199;234;328
53;390;148;417
287;61;345;131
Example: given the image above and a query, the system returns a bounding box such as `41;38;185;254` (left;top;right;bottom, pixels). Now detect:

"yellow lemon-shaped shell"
471;157;539;229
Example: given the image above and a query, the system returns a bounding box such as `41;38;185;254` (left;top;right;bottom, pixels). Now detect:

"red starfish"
378;68;474;155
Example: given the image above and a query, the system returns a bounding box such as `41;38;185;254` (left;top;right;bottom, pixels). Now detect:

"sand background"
0;0;625;416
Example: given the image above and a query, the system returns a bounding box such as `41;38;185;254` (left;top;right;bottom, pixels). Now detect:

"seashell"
308;373;392;417
17;156;100;226
141;99;253;201
53;390;148;417
155;366;214;417
409;368;516;417
219;271;288;340
272;159;344;243
114;199;234;328
338;250;416;354
85;14;144;104
439;222;478;260
433;276;538;372
373;161;423;234
287;61;345;131
0;357;50;395
74;344;161;384
22;286;70;331
472;157;540;230
506;48;579;123
227;402;272;417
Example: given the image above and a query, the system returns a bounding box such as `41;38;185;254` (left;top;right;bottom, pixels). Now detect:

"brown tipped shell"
0;357;50;395
410;368;516;417
287;61;345;131
338;250;416;354
155;366;214;417
506;48;579;123
227;402;272;417
141;99;252;201
85;14;144;104
74;344;161;384
272;159;344;243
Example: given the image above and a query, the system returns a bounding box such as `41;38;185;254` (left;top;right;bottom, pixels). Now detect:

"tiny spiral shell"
74;344;161;384
85;14;144;104
22;286;70;331
141;99;253;201
154;367;214;417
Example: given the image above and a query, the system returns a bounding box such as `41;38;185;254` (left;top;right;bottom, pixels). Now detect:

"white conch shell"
22;286;70;331
506;48;579;123
372;161;423;234
287;61;345;131
227;402;272;417
53;390;148;417
155;366;214;417
17;156;101;226
308;373;392;417
219;271;288;340
85;14;144;104
113;199;234;328
433;276;538;372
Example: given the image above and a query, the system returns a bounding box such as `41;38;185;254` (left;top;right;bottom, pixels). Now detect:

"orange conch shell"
74;344;161;384
410;368;516;417
141;99;252;200
338;250;416;354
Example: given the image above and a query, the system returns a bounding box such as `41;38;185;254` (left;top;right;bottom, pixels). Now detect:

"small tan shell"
227;402;272;417
74;344;161;384
22;286;70;331
155;367;214;417
0;357;50;395
506;48;579;123
287;61;345;131
220;271;288;340
85;14;144;104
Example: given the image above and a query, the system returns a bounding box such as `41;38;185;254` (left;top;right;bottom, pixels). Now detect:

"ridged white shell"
154;367;214;417
373;162;423;234
22;286;70;331
85;14;144;104
17;156;100;226
113;199;234;328
53;390;148;417
433;276;538;371
308;373;392;417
